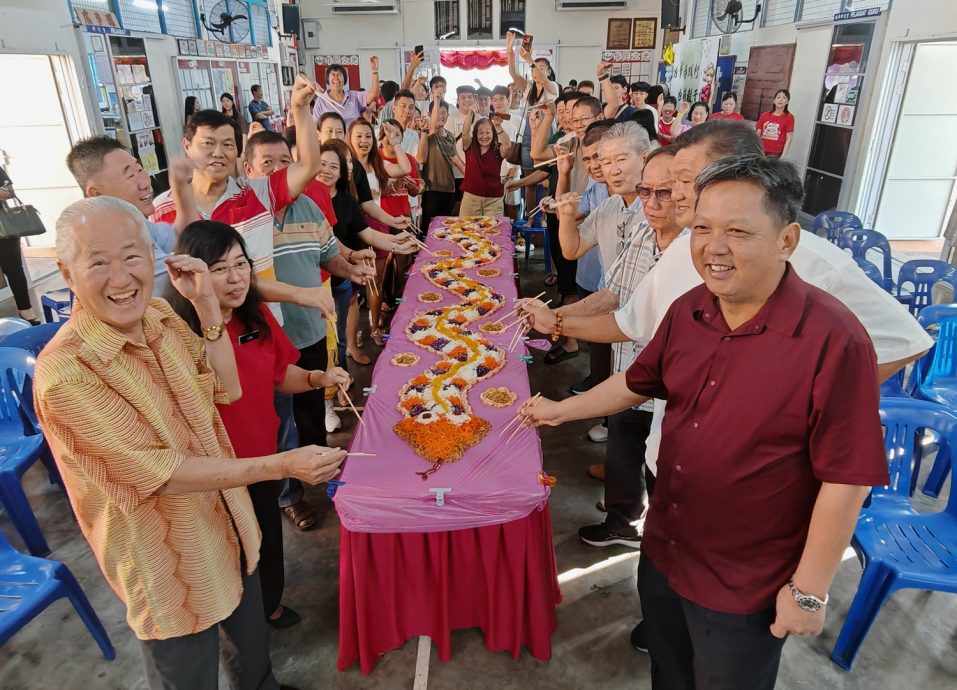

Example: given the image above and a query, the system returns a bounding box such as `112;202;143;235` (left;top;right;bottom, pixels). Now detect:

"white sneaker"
587;423;608;443
325;399;342;433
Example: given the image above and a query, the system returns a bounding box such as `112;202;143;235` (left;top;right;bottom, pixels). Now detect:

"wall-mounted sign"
606;19;632;50
632;18;658;50
834;7;881;21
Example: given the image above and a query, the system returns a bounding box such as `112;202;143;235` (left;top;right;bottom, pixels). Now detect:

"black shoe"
578;523;641;549
569;376;593;395
630;621;648;653
267;606;302;629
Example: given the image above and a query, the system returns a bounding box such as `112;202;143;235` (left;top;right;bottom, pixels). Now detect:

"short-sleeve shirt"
380;151;420;217
34;298;261;640
218;306;300;457
312;89;366;129
423;130;457;193
248;99;273;131
331;190;368;253
462;144;504;198
577;193;647;274
755;111;795;155
274;195;340;349
575;181;608;293
709;111;744;121
625;266;888;614
614;231;934;475
151;169;295;322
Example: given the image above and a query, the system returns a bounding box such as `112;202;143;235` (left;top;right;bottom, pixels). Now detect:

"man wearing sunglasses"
550;124;682;550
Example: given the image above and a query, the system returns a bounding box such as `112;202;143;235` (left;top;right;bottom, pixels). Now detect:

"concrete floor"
2;255;957;690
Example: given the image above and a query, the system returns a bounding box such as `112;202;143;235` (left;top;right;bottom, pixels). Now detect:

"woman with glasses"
169;220;351;630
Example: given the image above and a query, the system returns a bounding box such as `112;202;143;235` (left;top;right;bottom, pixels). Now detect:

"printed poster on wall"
601;50;654;84
669;37;720;107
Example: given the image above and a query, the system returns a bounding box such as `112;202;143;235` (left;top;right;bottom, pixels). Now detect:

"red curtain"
440;50;509;70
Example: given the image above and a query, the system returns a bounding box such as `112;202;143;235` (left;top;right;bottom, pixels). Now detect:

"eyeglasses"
210;259;252;276
570;116;596;126
636;186;673;202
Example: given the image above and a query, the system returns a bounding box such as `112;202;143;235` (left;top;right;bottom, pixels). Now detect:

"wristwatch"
202;324;225;342
788;579;828;612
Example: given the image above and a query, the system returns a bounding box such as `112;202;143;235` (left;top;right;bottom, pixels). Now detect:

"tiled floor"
1;253;956;689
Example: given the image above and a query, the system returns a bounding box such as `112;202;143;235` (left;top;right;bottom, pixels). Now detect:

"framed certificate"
606;18;632;50
632;18;658;50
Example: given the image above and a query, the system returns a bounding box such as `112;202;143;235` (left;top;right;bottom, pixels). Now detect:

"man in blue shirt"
248;84;275;131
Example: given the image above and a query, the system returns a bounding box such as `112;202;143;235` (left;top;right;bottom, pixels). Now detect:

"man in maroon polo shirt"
521;154;889;689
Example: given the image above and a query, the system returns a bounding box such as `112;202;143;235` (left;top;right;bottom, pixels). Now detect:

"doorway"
871;41;957;240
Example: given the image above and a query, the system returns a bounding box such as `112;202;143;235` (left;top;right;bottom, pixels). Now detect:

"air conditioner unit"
332;0;400;14
556;0;628;10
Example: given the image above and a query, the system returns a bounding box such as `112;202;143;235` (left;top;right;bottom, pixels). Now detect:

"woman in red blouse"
755;89;795;158
459;111;512;217
170;220;350;629
709;92;745;121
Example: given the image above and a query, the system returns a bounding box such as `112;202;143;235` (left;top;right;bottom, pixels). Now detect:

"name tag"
238;330;260;345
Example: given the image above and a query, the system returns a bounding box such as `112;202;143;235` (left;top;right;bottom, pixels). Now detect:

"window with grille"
250;3;269;46
161;0;198;37
468;0;493;40
435;0;459;40
500;0;525;37
118;0;162;33
764;0;799;26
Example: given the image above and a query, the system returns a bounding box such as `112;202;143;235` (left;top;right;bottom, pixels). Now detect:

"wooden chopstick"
338;384;363;426
502;394;542;445
533;151;574;169
497;393;541;437
492;291;545;326
346;452;376;457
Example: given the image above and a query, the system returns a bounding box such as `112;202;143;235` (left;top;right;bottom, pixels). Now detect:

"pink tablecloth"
334;216;560;673
334;216;551;532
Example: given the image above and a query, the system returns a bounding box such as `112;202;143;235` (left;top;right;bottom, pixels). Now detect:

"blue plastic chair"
0;322;65;357
840;229;894;291
852;257;884;288
831;398;957;670
895;259;957;316
40;289;73;323
512;217;552;272
0;527;115;659
0;318;31;339
0;348;60;556
813;210;863;244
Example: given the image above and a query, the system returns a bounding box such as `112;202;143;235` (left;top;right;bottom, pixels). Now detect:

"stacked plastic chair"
831;398;957;670
813;210;863;245
839;228;894;292
895;259;957;317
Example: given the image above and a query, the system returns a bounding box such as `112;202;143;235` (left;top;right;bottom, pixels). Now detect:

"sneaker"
587;423;608;443
324;399;342;433
569;376;593;395
630;621;648;653
578;523;642;549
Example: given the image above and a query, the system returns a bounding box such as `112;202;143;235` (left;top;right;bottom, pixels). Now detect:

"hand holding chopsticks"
338;383;363;426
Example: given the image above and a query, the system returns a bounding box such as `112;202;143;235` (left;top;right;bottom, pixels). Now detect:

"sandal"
371;329;385;347
347;349;371;365
544;343;579;365
282;500;317;531
267;605;302;629
544;273;558;287
356;329;365;348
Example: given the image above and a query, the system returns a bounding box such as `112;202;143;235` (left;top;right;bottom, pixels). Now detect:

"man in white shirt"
445;85;476;139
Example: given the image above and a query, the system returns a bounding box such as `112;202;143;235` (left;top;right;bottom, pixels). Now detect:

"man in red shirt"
521;155;888;689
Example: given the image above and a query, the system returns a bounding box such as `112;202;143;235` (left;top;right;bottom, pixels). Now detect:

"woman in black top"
318;140;417;365
220;92;249;155
0;166;39;324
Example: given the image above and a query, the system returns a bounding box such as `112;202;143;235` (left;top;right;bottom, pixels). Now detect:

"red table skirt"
337;505;561;674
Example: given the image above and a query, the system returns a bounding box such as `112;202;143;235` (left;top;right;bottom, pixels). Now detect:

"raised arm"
506;32;528;94
164;254;242;402
598;62;618;119
461;108;475;151
365;56;381;106
557;192;594;260
286;76;323;197
381;122;413;177
400;52;424;91
530;107;555;162
168;158;200;235
492;116;513;158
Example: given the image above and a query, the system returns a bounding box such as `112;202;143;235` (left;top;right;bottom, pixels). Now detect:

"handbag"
505;94;530;166
0;193;46;239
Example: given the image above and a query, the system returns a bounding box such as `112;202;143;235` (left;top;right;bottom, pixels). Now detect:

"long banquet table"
334;216;561;674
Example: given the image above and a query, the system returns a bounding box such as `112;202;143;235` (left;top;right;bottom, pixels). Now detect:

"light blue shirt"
575;180;609;292
148;220;174;297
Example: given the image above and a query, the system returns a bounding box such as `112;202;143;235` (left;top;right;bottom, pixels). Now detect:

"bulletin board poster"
670;37;720;107
314;55;361;91
601;50;654;84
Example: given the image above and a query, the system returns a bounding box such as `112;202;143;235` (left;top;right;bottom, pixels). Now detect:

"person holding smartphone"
312;56;382;128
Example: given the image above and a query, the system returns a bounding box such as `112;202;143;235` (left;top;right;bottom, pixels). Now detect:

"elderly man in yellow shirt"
34;196;345;690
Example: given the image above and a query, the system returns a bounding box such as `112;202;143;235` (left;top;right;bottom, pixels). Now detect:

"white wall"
298;0;664;89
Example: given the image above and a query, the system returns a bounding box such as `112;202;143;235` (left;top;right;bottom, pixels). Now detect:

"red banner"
439;50;509;70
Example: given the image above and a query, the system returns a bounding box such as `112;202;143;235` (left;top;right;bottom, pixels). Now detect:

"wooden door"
741;44;796;121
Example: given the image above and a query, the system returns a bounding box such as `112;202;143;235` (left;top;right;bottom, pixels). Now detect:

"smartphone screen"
414;45;424;57
522;35;533;52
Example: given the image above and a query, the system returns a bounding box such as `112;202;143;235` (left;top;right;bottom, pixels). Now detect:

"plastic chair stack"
838;228;894;292
831;398;957;670
895;259;957;316
0;347;61;556
512;208;552;272
0;527;114;659
813;210;863;245
40;289;73;323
